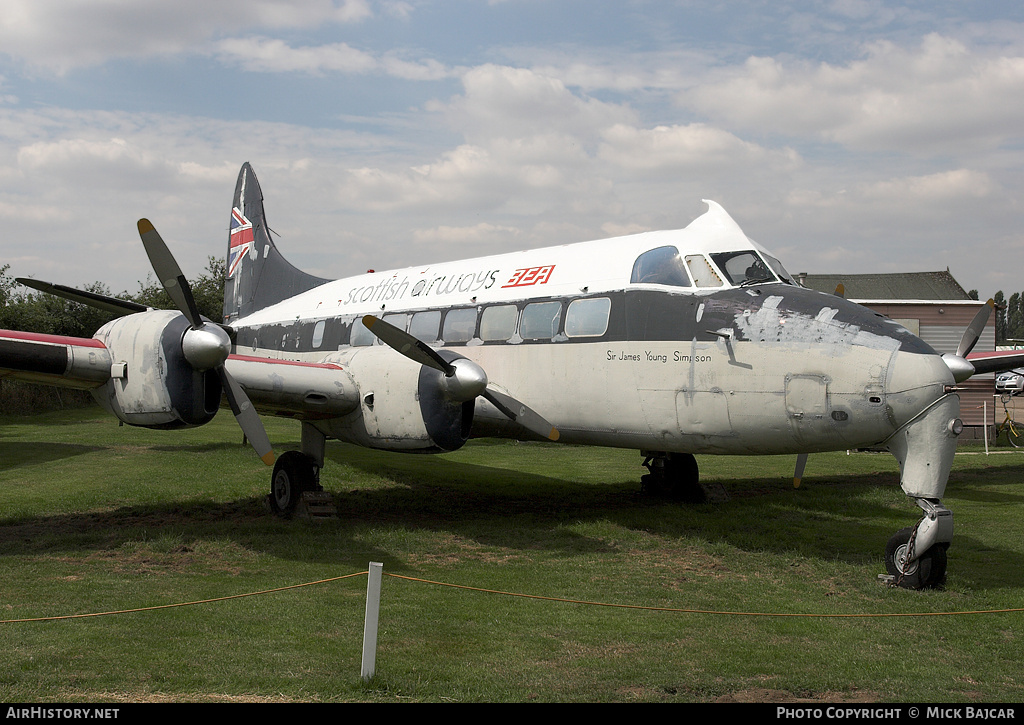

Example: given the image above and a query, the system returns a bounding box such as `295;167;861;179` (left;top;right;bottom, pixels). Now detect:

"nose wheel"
884;526;948;589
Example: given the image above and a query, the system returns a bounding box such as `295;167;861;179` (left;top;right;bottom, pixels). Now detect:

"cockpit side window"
685;255;723;288
630;246;692;287
710;250;777;287
762;253;795;285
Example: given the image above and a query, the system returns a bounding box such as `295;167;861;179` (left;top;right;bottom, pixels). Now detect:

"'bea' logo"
502;265;555;288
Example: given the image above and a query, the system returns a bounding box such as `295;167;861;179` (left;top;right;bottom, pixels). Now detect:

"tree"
0;257;225;338
123;256;225;322
995;290;1006;345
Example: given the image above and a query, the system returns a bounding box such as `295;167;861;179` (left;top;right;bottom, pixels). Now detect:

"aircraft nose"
885;349;956;431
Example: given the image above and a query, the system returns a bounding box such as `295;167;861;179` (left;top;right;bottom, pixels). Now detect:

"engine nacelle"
325;346;474;452
91;310;222;429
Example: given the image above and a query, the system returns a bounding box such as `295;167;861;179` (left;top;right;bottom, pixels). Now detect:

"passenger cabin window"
409;310;441;343
442;308;477;343
380;313;409;344
521;301;562;340
710;251;777;287
350;318;376;346
631;246;692;287
685;255;723;287
565;298;611;338
312;320;326;349
480;305;518;341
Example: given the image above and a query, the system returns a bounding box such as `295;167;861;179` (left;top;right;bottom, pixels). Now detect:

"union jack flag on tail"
228;207;255;278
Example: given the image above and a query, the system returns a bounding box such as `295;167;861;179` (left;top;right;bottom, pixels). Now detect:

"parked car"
995;368;1024;395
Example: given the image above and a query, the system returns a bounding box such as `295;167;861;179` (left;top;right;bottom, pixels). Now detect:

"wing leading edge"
0;329;112;388
0;328;358;421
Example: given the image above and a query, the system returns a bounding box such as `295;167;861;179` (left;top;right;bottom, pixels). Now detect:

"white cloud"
214;36;453;80
858;169;996;202
433;65;636;144
0;0;373;73
412;222;521;247
683;34;1024;154
215;38;378;75
598;123;801;174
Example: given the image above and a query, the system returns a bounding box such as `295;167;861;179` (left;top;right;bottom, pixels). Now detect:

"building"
799;270;994;439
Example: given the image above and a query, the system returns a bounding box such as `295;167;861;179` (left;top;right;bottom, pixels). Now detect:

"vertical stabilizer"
222;163;330;323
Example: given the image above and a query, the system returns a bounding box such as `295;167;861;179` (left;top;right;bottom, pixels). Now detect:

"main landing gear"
269;450;322;515
640;451;727;503
268;422;327;516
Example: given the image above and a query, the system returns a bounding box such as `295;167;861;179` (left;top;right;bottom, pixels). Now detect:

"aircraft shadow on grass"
2;442;1023;592
0;441;102;471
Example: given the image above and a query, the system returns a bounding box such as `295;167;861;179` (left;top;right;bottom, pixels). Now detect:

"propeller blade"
137;218;203;328
217;367;275;466
16;278;149;316
834;283;845;298
482;388;560;442
362;315;455;375
956;298;995;358
793;453;808;489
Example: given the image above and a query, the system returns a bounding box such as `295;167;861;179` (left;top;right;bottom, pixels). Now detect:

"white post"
361;561;383;682
984;400;989;455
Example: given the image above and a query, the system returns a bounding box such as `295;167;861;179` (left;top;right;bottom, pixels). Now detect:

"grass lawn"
1;407;1023;702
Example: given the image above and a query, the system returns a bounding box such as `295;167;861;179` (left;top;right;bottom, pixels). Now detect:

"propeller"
941;298;995;383
15;278;148;316
362;314;559;441
793;452;808;489
136;219;276;465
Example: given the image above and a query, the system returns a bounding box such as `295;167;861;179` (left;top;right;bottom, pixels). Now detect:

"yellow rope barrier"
3;568;1022;624
384;573;1024;618
0;571;367;624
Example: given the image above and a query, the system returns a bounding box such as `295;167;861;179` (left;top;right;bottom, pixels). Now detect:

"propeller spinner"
136;219;276;465
362;315;559;442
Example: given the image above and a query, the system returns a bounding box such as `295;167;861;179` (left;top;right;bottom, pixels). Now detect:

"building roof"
798;270;972;301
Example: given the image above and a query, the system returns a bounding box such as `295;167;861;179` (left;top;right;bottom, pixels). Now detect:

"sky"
1;0;1023;299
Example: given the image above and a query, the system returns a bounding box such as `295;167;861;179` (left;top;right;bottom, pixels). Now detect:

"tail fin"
222;163;330;323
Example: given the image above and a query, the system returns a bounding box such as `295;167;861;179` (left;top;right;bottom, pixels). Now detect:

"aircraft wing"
223;355;358;419
0;328;358;420
967;350;1024;375
0;329;112;388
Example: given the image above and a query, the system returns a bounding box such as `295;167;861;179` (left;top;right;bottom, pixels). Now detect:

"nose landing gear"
883;394;960;589
882;499;952;589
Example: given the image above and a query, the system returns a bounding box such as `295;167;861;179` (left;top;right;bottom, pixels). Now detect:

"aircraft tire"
884;527;948;589
269;451;316;516
664;453;703;503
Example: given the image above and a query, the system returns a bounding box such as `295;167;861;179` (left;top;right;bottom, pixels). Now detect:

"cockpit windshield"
762;253;796;285
630;246;691;287
631;246;793;289
709;250;779;287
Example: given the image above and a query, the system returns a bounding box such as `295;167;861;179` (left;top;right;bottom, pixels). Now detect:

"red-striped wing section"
967;350;1024;376
0;329;112;388
224;354;358;419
